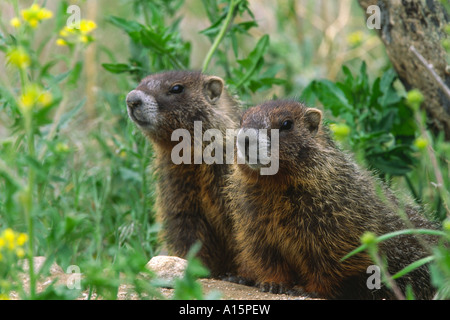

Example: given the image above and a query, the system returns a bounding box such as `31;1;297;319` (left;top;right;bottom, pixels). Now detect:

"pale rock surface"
146;255;187;282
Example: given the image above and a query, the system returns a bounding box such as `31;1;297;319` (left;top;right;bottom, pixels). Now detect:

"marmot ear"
203;76;224;103
304;108;322;136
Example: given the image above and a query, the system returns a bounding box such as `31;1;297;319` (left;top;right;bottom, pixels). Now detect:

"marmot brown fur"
126;70;240;277
228;99;440;299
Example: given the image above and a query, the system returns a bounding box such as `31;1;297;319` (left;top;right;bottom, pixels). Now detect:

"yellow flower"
0;294;10;300
37;8;53;20
414;136;428;150
19;84;53;113
21;3;53;28
16;233;28;246
0;229;28;258
406;89;424;111
443;219;450;232
19;88;39;112
58;20;96;46
2;228;15;242
6;47;31;69
79;35;89;43
79;20;97;34
361;231;377;245
15;248;25;258
2;228;15;250
38;92;53;107
10;17;21;28
347;31;364;47
330;123;351;141
56;38;68;46
55;142;70;153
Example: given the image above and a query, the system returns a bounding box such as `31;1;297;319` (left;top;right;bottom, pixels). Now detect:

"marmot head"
126;71;226;144
237;100;326;177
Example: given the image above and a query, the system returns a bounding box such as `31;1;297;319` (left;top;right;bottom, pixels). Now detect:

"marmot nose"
126;90;143;109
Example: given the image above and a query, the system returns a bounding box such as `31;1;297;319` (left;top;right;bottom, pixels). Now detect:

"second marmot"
229;99;440;299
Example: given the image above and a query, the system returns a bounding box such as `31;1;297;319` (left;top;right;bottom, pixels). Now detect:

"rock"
146;255;187;282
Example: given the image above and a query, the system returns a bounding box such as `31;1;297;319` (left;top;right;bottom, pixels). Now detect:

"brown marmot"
126;70;241;277
228;99;440;299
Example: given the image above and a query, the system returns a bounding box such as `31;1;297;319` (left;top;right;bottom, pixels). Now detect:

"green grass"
0;0;448;300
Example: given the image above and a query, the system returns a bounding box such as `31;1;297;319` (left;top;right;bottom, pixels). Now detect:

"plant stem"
38;45;81;161
409;45;450;101
414;111;450;218
202;0;238;73
370;249;405;300
24;111;36;298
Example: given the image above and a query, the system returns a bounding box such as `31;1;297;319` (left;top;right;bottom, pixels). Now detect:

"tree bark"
358;0;450;140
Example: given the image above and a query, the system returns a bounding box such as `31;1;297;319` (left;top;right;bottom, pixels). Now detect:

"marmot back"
126;70;241;277
228;99;440;299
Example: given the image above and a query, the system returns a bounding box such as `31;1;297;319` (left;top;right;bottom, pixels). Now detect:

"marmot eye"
169;84;184;94
280;120;293;131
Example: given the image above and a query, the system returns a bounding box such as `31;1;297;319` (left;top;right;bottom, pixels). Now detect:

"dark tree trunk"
358;0;450;140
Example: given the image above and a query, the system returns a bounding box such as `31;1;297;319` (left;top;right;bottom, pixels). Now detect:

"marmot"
228;99;440;299
126;70;241;277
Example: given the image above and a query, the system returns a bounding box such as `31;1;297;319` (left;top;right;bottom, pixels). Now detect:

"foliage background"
0;0;448;299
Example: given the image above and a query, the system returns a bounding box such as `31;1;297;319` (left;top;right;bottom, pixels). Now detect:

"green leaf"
107;16;142;34
378;69;402;106
68;61;83;87
300;82;317;106
119;167;143;183
58;98;86;130
391;256;435;280
235;35;270;88
102;63;136;74
357;61;369;92
341;229;446;261
312;79;353;116
199;12;227;37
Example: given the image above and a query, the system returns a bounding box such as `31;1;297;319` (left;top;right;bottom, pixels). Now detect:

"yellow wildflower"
347;31;364;47
0;294;10;300
2;229;15;250
59;26;75;37
79;35;89;43
79;20;97;34
361;231;377;245
21;3;53;28
10;17;21;28
6;47;31;69
59;19;96;46
15;248;25;258
19;84;53;113
330;123;351;141
443;219;450;232
37;8;53;20
38;91;53;107
16;233;28;246
406;89;424;111
414;136;428;150
19;88;39;112
56;38;68;46
0;229;28;258
55;142;70;153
